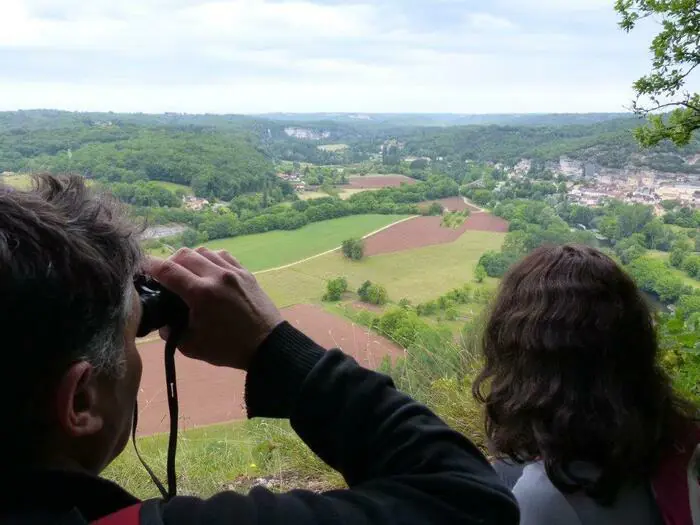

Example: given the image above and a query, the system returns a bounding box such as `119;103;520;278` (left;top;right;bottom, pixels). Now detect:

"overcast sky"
0;0;689;114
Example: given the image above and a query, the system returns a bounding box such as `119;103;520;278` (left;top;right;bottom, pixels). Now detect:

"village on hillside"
494;157;700;213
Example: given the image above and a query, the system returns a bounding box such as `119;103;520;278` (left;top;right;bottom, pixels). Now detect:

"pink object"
652;425;700;525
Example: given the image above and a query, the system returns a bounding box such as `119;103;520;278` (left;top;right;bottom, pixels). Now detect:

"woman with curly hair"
473;244;699;524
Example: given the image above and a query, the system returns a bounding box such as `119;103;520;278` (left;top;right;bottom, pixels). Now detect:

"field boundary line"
254;215;419;275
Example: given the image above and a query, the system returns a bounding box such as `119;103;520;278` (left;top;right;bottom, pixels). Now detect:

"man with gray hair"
1;174;517;525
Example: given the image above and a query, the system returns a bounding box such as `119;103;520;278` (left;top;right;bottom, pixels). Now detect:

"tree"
478;251;513;278
410;158;429;171
682;254;700;278
616;0;700;146
181;228;203;248
568;204;596;228
643;219;676;251
474;264;487;283
616;233;647;264
427;202;444;216
342;238;365;261
670;239;692;268
323;277;348;302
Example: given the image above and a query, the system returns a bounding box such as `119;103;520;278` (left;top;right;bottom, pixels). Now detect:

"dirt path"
462;197;487;213
253;216;418;275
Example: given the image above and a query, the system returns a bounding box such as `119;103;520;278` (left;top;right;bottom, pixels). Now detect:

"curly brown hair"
472;244;695;504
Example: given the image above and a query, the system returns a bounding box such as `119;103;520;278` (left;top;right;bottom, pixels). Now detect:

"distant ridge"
252;112;633;127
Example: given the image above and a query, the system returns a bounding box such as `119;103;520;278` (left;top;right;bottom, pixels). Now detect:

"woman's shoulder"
514;462;663;525
512;463;583;525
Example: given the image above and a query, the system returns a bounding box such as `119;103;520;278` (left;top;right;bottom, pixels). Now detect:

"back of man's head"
0;174;142;467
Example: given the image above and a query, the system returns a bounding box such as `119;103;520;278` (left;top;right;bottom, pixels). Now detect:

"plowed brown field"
135;305;402;435
345;175;417;189
364;213;508;256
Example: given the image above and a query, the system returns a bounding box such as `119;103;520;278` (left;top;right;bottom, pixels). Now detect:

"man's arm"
149;248;519;525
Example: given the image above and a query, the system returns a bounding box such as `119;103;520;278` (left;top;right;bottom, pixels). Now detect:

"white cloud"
465;13;515;31
0;0;673;113
498;0;614;12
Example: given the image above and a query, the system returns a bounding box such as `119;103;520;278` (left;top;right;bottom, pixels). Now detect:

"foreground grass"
257;230;505;307
105;418;342;499
204;215;409;272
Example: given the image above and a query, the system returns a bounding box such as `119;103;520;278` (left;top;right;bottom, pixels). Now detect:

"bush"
323;277;348;302
357;280;389;305
341;238;365;261
474;264;487;283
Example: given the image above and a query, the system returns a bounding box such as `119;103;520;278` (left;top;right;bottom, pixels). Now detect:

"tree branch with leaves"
616;0;700;146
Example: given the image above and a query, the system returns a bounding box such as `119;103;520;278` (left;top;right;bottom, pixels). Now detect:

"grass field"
317;143;348;152
1;173;34;189
298;191;330;201
648;250;700;289
2;173;98;190
203;215;409;272
257;230;505;307
104;418;339;499
152;180;193;195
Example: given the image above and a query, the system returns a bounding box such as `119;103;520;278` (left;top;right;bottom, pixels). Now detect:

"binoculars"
135;275;189;338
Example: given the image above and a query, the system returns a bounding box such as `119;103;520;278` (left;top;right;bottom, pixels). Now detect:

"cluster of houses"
567;173;699;213
276;171;306;192
500;156;700;213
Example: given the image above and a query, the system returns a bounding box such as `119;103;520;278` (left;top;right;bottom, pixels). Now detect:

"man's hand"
146;247;283;371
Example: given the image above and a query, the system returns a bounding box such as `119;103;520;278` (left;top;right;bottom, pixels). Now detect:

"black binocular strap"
131;329;182;501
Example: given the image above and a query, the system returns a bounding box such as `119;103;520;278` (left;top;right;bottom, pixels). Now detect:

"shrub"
357;280;389;305
341;238;365;261
398;298;412;309
323;277;348;302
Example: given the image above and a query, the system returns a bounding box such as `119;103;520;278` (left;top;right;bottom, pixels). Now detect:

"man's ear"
55;362;104;437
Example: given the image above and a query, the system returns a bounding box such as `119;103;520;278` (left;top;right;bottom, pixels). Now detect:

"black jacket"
3;322;518;524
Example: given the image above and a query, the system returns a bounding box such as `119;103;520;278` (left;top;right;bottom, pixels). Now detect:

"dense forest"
2;110;699;207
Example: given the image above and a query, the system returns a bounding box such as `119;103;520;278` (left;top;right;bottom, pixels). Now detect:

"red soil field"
418;197;481;213
364;212;509;256
344;175;417;189
135;305;402;436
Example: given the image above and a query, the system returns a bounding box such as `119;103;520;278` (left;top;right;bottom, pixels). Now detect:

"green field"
1;173;96;190
648;250;700;289
152;180;193;195
204;215;410;272
317;143;349;152
1;173;33;189
257;230;505;307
